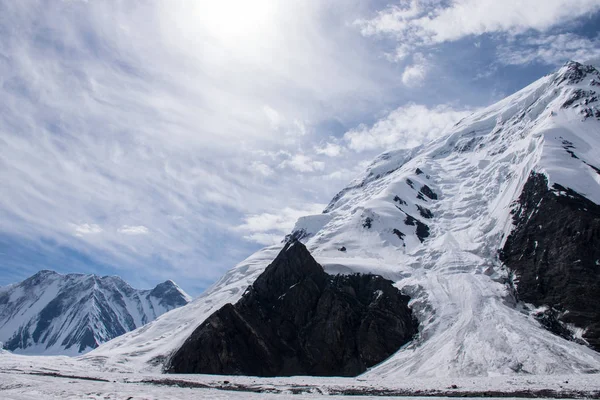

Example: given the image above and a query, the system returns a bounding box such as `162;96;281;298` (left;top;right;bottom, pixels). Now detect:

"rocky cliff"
501;173;600;351
167;241;417;376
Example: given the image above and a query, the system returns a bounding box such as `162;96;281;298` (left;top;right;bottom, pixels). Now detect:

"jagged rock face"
0;271;191;354
501;173;600;351
167;241;417;377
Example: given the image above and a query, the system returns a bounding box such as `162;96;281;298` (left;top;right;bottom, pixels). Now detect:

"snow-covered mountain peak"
85;61;600;378
0;271;191;355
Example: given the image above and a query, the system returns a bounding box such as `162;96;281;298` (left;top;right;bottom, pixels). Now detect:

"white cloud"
249;161;275;177
242;233;283;246
237;204;325;245
315;142;342;157
71;223;103;237
385;44;412;63
279;154;325;173
118;225;149;235
357;0;600;45
498;33;600;66
402;64;427;87
356;1;421;37
344;104;474;152
263;105;283;128
402;53;429;87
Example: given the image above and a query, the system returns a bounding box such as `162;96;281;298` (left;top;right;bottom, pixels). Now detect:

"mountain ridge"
0;269;191;355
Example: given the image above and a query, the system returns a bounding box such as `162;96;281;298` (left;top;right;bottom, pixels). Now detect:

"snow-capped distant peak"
0;271;191;355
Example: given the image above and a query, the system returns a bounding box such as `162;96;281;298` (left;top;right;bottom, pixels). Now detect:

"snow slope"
0;270;191;355
84;61;600;377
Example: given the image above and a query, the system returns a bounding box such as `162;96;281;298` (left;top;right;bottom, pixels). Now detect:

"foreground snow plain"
1;351;599;399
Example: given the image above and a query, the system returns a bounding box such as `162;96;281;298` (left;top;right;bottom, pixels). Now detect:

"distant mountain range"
0;270;191;355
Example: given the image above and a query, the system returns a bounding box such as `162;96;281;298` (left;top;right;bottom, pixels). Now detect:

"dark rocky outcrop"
404;214;430;243
500;173;600;351
419;184;438;200
416;205;433;219
167;241;417;376
362;217;373;229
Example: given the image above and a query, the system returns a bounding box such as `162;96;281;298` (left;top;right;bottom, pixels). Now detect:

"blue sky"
1;0;599;296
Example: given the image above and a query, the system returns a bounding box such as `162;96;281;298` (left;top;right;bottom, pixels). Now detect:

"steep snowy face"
0;271;191;355
87;61;600;377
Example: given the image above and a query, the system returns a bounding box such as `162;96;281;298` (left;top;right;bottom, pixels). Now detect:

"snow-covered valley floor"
1;352;599;399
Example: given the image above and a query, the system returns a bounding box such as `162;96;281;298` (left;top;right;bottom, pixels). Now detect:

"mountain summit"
87;61;600;378
0;270;191;355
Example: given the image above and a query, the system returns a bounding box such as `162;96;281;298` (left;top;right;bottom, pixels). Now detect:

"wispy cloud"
356;0;600;72
357;0;600;45
344;104;474;152
279;154;325;173
402;53;430;87
0;0;405;293
237;204;325;245
498;33;600;66
315;142;343;157
71;224;103;237
118;226;149;235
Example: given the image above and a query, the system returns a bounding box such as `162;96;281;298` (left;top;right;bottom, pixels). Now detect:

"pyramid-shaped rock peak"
167;242;417;377
251;240;328;301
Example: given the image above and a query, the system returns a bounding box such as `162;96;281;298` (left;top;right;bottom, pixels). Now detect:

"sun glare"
194;0;277;43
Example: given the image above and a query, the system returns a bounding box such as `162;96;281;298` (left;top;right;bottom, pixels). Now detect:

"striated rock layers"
168;240;417;376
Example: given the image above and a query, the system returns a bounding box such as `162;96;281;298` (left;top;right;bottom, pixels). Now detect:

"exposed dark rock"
500;173;600;351
362;217;373;229
553;61;599;86
283;228;309;243
586;162;600;176
167;241;417;377
556;63;600;121
406;179;414;189
392;229;405;240
561;139;579;159
419;185;438;200
393;196;407;206
404;214;430;243
338;246;347;252
415;168;424;175
562;89;595;109
415;223;430;243
416;205;433;219
532;308;576;342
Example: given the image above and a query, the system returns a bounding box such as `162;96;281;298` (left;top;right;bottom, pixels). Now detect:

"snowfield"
2;61;600;397
1;352;599;399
